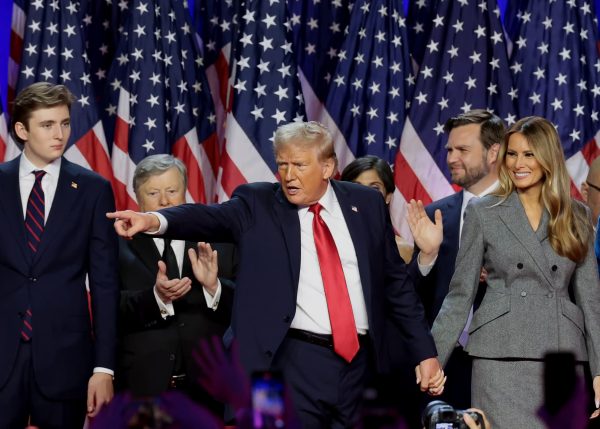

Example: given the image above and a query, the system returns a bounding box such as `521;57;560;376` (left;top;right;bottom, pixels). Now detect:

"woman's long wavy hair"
495;116;591;263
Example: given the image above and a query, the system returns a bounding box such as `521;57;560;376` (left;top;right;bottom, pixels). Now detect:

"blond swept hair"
495;116;591;262
273;121;337;168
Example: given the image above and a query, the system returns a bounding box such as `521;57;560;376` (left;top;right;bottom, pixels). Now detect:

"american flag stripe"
8;0;25;108
111;87;138;210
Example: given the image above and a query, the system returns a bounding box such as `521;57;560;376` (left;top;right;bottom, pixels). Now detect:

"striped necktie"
21;170;46;341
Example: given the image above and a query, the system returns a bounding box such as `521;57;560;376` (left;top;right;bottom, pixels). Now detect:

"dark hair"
340;155;395;195
444;109;505;150
11;82;76;145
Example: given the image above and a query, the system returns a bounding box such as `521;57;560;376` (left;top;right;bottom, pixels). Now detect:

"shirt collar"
298;181;336;218
19;152;62;179
463;179;499;202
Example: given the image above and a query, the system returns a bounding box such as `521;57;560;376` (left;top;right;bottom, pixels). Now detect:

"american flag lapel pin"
351;205;358;212
71;182;78;189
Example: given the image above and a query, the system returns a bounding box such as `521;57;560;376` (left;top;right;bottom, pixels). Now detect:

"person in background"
581;155;600;225
0;82;118;428
431;116;600;428
108;121;445;428
411;109;504;413
340;155;413;263
116;154;236;416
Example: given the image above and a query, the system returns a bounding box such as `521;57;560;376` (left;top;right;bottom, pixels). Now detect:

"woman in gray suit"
431;116;600;428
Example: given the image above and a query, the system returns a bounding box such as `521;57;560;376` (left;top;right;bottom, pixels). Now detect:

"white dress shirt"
290;183;369;335
152;238;221;317
19;153;114;377
19;153;61;221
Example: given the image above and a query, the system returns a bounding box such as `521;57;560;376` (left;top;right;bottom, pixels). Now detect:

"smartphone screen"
251;371;285;429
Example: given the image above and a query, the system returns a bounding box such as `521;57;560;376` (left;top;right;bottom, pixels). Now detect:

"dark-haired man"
0;82;118;428
413;109;504;409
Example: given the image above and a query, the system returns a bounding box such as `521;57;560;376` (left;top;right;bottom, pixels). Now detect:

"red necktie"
309;203;359;362
22;170;46;341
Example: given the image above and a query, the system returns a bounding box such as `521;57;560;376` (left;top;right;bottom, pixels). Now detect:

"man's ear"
14;122;28;143
581;181;590;203
322;157;336;180
487;143;500;164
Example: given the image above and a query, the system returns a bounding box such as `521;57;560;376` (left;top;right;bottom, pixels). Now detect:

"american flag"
504;0;600;197
9;0;115;188
406;0;437;65
396;0;515;238
194;0;236;201
106;0;219;210
216;0;305;200
314;0;415;237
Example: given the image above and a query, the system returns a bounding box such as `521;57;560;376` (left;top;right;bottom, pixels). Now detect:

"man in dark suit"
412;109;504;409
116;154;236;414
108;121;444;428
0;82;118;428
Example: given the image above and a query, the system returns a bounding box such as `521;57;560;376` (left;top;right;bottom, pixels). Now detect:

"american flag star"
106;0;219;210
505;0;600;196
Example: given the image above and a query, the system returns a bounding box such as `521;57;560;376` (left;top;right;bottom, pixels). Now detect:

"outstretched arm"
106;210;161;238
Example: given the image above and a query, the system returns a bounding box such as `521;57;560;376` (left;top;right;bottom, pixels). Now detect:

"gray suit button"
169;353;175;361
547;293;554;298
520;291;527;297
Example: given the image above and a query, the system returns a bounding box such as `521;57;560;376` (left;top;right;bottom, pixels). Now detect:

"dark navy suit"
158;180;437;426
0;156;119;428
116;235;236;413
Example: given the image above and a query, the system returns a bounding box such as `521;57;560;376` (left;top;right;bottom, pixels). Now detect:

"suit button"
265;350;273;358
520;291;527;297
517;263;523;269
547;293;554;298
169;353;175;361
179;322;185;327
551;265;558;271
283;315;291;323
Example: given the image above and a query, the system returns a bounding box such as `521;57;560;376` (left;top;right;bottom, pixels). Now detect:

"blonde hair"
273;121;337;168
495;116;591;262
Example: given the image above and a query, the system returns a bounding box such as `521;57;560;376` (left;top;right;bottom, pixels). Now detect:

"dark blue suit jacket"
0;156;119;400
413;192;462;325
159;180;436;373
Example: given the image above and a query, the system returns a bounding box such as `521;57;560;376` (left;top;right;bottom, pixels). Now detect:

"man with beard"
411;109;505;409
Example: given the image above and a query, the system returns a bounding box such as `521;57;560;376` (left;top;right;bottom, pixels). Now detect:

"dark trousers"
272;336;371;429
0;341;86;429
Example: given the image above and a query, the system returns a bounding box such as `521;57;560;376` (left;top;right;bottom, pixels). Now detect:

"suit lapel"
130;234;162;274
34;159;80;264
182;240;195;279
0;157;31;267
331;181;372;308
443;191;463;256
273;186;301;296
497;192;554;287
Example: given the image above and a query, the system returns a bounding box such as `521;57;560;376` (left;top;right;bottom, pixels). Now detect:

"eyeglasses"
587;181;600;193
